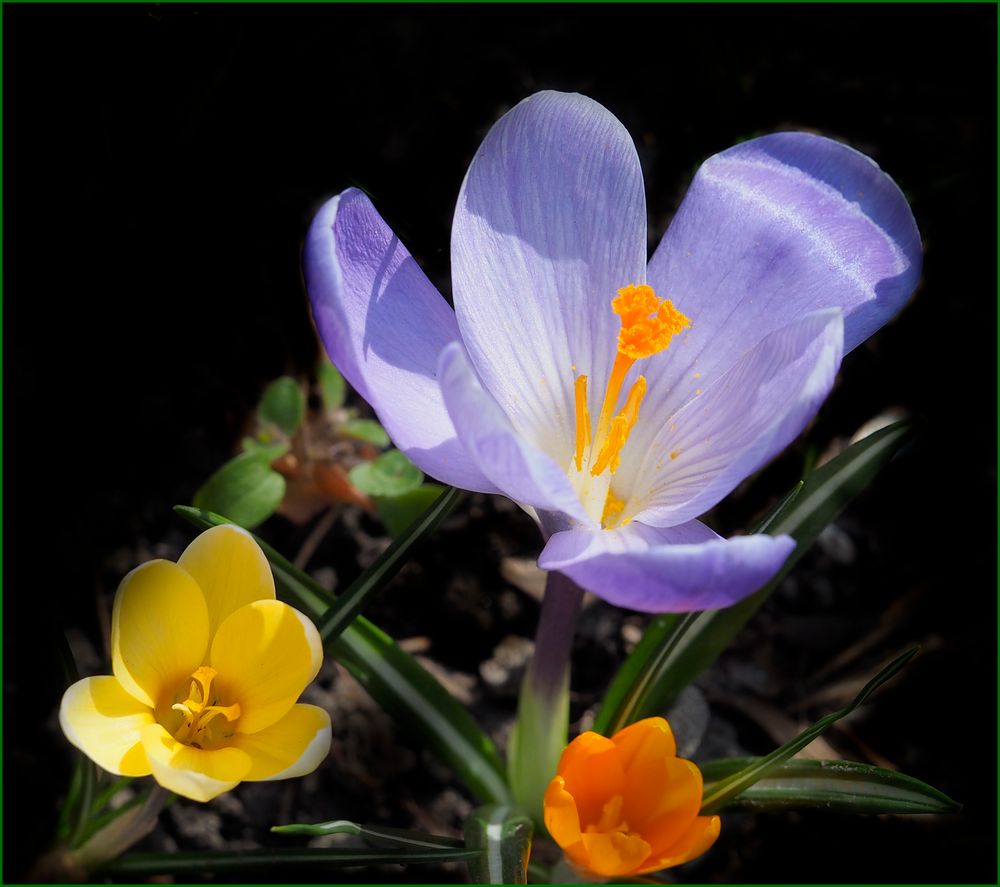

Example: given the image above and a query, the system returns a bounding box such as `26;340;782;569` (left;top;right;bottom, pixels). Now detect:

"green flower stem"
508;570;584;826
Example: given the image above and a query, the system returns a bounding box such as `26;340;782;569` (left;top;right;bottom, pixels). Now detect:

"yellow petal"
59;676;154;776
112;560;210;708
579;829;652;878
140;723;251;802
230;704;331;781
178;524;276;638
210;600;322;734
557;732;625;829
635;814;721;874
633;758;704;853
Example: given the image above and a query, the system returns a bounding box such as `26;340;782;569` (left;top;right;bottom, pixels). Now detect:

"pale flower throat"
571;285;690;529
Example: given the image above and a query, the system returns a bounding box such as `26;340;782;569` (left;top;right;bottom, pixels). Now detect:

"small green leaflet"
349;448;424;497
192;452;285;529
258;376;305;435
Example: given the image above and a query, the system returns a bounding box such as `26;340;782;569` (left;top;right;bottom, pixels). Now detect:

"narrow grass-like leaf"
259;376;305;435
316;485;460;644
192;453;286;529
99;847;479;875
175;503;511;805
699;647;919;814
272;819;464;849
700;757;960;814
595;420;916;735
464;805;533;885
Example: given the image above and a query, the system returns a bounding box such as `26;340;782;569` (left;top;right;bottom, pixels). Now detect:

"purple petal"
639;131;921;437
437;342;595;527
624;310;843;528
304;189;497;493
539;520;796;613
451;91;646;464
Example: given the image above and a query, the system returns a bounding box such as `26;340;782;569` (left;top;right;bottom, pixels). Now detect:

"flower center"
585;793;634;839
572;285;689;527
167;665;241;750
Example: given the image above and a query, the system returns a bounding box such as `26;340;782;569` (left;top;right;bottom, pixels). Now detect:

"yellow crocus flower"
60;525;331;802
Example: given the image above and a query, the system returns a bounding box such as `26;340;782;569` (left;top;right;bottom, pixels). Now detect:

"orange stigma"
575;284;689;483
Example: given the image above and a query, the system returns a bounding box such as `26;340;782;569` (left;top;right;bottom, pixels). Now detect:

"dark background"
4;3;997;883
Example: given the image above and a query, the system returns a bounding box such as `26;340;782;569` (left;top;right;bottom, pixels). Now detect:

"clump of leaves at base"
193;356;431;531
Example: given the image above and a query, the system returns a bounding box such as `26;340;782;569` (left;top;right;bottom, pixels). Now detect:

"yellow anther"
613;284;691;361
170;665;240;746
574;374;591;471
591;376;646;476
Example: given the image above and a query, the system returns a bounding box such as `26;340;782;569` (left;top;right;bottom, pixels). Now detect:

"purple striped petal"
539;520;795;613
623;310;843;528
304;189;497;493
637;132;921;444
437;342;594;527
451;91;647;463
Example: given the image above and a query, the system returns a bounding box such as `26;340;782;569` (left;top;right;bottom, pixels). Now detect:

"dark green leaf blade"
316;485;461;645
174;504;512;806
192;453;285;529
272;819;464;849
464;805;533;885
699;757;960;814
699;647;919;814
594;420;917;735
99;847;478;875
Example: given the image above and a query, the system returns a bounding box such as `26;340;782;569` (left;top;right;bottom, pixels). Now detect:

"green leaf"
699;647;919;814
272;819;464;849
98;847;479;875
318;358;347;411
192;453;286;529
699;757;960;814
594;420;917;736
239;436;290;461
464;805;533;885
258;376;305;435
375;483;446;537
174;504;512;806
349;449;424;497
316;486;462;645
340;417;391;447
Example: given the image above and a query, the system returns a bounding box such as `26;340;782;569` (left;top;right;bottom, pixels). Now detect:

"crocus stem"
509;570;584;825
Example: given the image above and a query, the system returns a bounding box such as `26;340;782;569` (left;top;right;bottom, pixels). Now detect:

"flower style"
60;525;331;802
305;91;921;612
544;717;719;878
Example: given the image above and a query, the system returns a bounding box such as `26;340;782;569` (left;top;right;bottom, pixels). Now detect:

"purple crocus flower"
305;91;920;614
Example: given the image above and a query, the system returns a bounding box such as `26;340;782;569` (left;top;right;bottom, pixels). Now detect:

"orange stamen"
591;376;646;476
574;374;591;471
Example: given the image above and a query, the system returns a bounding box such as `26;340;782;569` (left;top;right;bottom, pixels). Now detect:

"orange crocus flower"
543;717;720;878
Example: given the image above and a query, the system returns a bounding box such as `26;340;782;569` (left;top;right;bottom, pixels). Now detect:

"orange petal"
634;758;705;854
579;830;652;878
557;732;625;828
612;717;677;769
636;814;721;875
544;776;582;848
